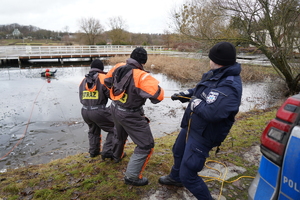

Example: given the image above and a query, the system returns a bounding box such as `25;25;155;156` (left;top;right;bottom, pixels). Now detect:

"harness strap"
82;105;106;110
111;101;142;112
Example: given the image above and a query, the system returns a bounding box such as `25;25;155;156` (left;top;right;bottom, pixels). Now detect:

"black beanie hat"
130;47;148;64
90;59;104;70
208;42;236;66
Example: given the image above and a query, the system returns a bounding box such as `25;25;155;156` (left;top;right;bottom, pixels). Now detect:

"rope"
200;160;255;200
164;96;191;99
186;112;193;142
0;80;47;161
50;82;86;151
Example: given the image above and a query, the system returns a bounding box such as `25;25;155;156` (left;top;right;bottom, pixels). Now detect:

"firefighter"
104;47;164;186
79;59;115;159
158;42;243;199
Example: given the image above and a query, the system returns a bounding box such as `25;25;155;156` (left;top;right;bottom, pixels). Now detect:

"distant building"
12;29;22;38
251;26;300;53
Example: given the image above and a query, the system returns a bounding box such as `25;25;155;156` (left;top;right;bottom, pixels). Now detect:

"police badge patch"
206;91;219;104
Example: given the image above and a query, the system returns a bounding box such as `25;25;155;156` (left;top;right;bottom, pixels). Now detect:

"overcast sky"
0;0;186;34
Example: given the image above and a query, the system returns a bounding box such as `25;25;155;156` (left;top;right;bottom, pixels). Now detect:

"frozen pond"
0;66;281;171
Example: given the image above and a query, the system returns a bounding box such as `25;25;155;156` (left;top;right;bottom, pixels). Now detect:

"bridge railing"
0;45;170;58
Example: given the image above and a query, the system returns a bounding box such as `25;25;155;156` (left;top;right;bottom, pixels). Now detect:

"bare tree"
131;33;148;45
171;0;300;95
107;16;130;45
78;17;104;45
162;30;173;48
170;0;227;48
62;26;71;45
162;29;185;49
63;26;69;34
217;0;300;95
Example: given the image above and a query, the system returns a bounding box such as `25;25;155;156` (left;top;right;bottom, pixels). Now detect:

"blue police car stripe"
254;155;280;200
279;126;300;200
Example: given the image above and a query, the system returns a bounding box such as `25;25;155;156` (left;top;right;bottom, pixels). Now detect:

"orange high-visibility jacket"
104;58;164;108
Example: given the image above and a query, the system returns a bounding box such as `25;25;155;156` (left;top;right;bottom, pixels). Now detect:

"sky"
0;0;186;34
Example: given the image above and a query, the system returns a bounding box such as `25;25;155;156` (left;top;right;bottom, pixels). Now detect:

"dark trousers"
81;107;115;155
170;128;213;200
110;104;154;158
110;104;154;179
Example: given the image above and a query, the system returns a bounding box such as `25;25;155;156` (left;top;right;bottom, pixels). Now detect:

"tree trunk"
270;55;298;96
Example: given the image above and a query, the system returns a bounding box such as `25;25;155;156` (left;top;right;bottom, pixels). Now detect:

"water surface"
0;66;281;171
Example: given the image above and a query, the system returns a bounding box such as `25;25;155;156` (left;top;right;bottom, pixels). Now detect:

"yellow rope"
200;160;255;200
186;112;193;142
164;95;191;99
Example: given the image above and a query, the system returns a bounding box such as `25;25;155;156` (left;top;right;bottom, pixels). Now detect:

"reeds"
108;55;277;83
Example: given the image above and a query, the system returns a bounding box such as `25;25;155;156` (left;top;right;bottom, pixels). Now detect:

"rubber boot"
124;153;149;186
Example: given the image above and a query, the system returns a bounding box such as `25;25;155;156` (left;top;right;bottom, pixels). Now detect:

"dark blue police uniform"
169;62;242;199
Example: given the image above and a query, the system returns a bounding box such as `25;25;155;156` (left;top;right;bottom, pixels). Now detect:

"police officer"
105;47;164;186
79;59;115;159
159;42;243;199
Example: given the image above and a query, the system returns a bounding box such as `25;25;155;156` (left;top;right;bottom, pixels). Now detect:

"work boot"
90;153;99;158
124;176;148;186
101;152;113;161
159;175;183;187
113;152;126;163
86;151;100;158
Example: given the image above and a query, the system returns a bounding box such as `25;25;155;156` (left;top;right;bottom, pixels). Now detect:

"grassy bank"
0;106;280;200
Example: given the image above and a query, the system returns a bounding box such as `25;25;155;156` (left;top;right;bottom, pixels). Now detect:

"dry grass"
108;55;277;83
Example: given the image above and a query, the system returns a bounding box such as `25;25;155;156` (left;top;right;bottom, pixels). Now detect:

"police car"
248;93;300;200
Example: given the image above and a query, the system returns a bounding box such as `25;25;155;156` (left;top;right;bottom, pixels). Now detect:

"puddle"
0;66;281;171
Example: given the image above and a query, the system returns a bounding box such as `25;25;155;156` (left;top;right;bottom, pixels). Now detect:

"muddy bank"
0;66;279;171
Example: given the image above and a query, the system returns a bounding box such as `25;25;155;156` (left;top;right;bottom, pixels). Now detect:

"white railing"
0;45;170;58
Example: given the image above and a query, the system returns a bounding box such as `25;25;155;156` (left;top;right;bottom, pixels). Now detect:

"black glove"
171;93;180;101
171;92;190;103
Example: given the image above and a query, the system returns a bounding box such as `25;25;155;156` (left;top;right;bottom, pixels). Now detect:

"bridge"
0;45;182;65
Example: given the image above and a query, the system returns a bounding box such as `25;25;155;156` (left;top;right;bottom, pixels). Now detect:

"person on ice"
41;68;57;77
79;59;115;159
104;47;164;186
159;42;243;199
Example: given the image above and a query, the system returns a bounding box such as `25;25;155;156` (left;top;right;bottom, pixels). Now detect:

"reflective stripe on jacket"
104;58;164;109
